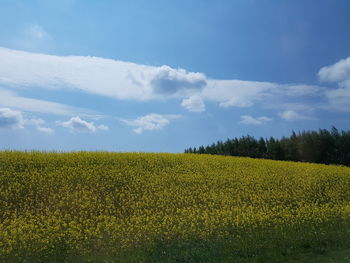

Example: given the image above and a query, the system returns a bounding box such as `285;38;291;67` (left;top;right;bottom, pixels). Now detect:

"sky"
0;0;350;152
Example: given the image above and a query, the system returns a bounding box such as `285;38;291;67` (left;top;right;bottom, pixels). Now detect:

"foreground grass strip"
0;151;350;262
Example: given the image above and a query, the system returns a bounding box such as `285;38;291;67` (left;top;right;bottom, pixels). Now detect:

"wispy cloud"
240;115;273;125
36;126;54;134
203;79;278;108
278;110;312;122
27;24;49;39
97;124;109;131
25;118;54;133
0;89;92;116
271;84;326;97
326;88;350;112
121;114;179;134
57;116;108;133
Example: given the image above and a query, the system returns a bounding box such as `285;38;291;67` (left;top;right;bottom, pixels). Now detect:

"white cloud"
0;47;308;111
318;57;350;88
318;57;350;112
121;114;178;134
97;124;109;131
240;115;273;125
24;118;45;126
272;84;326;97
181;96;205;112
202;79;278;108
202;81;326;110
0;108;24;129
151;65;207;96
24;118;54;133
0;107;53;133
0;89;89;116
279;110;312;121
37;126;54;134
326;88;350;112
0;47;206;101
0;47;344;116
57;116;108;133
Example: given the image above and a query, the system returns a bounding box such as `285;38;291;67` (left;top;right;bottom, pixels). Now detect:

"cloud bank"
0;47;206;102
1;46;349;132
0;47;328;115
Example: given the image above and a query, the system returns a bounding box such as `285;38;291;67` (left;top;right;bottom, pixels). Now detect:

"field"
1;152;350;262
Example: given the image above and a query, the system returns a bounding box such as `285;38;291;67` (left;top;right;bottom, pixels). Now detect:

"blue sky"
0;0;350;152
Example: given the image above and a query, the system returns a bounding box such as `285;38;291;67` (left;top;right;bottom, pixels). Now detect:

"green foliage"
185;127;350;166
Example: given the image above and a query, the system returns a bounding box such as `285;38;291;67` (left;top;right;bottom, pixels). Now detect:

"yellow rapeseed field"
0;151;350;262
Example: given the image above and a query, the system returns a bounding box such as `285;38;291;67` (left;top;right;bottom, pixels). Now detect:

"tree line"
184;127;350;166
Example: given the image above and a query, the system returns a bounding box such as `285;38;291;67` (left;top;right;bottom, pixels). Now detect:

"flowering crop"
0;151;350;262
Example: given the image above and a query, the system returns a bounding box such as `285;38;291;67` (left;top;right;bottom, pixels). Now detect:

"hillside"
1;152;350;262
